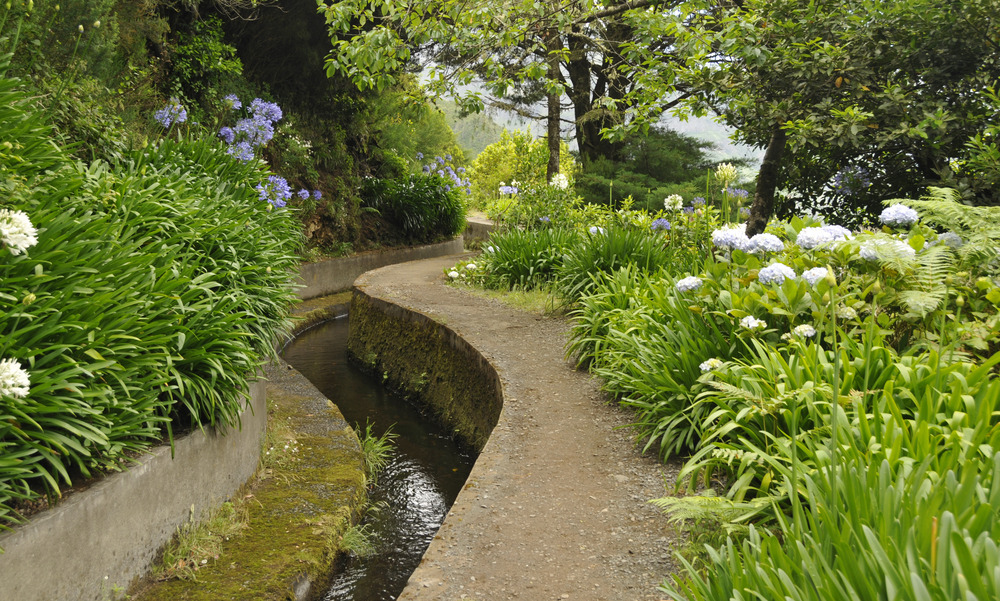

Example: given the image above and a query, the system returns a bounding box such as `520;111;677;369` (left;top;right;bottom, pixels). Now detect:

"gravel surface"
354;255;685;601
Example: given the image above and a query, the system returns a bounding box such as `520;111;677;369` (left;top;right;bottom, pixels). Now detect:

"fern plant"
905;187;1000;274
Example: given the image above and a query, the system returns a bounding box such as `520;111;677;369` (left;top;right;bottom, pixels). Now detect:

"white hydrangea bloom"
860;239;916;261
711;223;750;250
796;227;835;250
0;358;30;399
821;224;853;241
837;306;859;320
699;358;724;372
465;263;477;270
758;262;796;285
792;324;817;338
748;233;784;253
879;204;920;228
675;276;703;292
448;270;460;278
0;209;39;255
740;315;767;330
938;232;963;248
801;267;830;286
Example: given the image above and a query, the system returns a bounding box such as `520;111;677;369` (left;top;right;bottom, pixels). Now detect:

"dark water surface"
281;316;476;601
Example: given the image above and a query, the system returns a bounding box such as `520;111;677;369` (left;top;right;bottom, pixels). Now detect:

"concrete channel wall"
0;380;267;601
0;237;466;601
297;238;465;300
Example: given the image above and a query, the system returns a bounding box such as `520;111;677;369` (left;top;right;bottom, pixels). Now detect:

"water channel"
281;316;477;601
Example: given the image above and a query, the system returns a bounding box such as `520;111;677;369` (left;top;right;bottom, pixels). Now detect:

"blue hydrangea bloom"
676;276;703;292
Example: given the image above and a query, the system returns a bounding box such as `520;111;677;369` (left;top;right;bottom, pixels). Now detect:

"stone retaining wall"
347;285;502;453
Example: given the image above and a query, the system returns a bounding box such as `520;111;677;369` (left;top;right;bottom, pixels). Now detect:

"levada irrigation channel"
282;316;476;600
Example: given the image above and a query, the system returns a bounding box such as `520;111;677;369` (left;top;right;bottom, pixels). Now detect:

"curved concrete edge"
347;286;503;453
0;379;267;601
296;237;465;300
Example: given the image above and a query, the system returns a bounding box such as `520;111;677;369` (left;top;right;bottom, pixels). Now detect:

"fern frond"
905;187;1000;272
649;494;771;532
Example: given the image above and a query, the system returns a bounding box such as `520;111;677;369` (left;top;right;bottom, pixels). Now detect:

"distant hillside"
439;102;507;160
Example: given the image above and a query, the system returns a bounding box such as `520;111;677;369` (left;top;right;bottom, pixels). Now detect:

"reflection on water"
281;316;475;601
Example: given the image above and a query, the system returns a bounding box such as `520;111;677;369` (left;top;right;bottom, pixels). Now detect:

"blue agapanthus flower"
154;98;187;128
416;152;424;160
651;218;671;231
256;175;292;208
250;98;283;123
226;141;255;162
224;94;242;110
218;126;236;144
312;189;323;200
297;189;310;200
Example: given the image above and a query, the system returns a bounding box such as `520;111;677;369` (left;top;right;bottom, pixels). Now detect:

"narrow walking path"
354;255;682;601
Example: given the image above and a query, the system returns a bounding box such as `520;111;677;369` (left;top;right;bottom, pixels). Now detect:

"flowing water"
281;316;476;601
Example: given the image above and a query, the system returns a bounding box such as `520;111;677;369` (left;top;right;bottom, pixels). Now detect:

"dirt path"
354;255;683;601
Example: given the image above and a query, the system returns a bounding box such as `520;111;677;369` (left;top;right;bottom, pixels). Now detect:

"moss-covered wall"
347;291;502;453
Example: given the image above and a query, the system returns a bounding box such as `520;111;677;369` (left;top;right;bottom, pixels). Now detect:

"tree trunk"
546;31;562;181
745;126;787;237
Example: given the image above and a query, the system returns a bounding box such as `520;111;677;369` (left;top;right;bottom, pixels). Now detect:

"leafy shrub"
556;226;674;303
467;129;575;208
0;68;300;527
360;173;466;243
477;227;580;290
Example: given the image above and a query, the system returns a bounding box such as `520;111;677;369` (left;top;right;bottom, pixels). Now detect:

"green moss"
135;388;367;601
346;291;502;453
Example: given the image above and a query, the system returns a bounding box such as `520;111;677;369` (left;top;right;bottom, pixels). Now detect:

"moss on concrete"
135;380;367;601
347;290;503;453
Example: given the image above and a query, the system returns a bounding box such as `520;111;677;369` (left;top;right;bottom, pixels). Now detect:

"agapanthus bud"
22;293;36;305
956;295;965;308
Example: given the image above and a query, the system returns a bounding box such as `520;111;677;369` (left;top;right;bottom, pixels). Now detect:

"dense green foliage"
359;173;467;244
450;177;1000;599
0;55;300;527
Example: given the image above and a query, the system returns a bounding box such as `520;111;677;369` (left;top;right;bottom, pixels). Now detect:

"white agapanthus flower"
664;194;684;211
0;358;30;399
550;173;570;190
879;204;920;228
748;233;784;253
796;227;835;250
485;245;496;253
0;209;39;255
715;162;738;187
588;226;606;235
792;324;817;338
465;263;477;270
675;276;703;292
699;358;724;372
740;315;767;330
801;267;830;286
448;270;460;278
758;262;797;285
